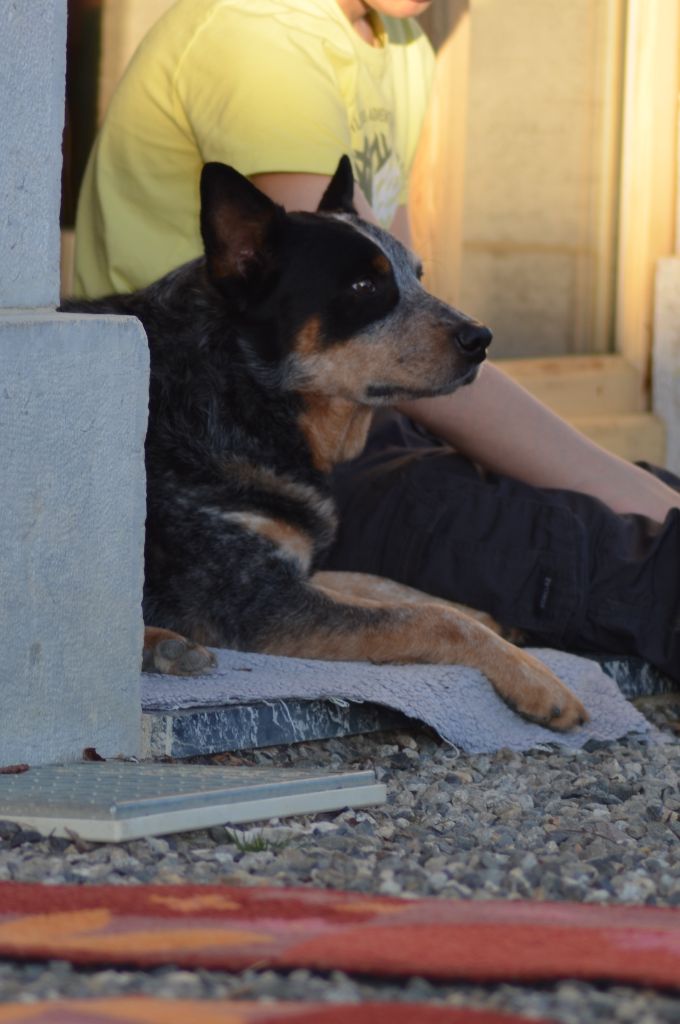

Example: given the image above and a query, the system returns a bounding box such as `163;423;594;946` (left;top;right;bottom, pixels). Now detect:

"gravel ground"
1;694;680;1021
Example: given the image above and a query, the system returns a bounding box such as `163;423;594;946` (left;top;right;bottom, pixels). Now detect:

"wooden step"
570;412;666;465
495;355;665;464
495;355;647;417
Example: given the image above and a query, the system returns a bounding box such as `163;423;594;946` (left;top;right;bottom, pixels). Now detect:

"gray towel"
141;647;659;754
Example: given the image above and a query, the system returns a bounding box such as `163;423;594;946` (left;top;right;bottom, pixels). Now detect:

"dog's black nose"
453;321;493;359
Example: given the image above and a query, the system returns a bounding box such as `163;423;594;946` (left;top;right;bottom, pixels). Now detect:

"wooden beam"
616;0;680;378
99;0;174;119
410;1;470;305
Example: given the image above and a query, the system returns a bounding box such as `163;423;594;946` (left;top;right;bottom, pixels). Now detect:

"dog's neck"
297;396;373;474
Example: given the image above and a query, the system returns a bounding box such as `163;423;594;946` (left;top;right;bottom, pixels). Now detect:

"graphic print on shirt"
351;107;403;227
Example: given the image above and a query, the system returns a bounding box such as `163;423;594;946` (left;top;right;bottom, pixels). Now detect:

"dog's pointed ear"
200;163;283;298
317;155;357;215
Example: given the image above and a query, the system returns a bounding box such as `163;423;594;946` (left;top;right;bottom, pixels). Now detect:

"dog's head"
200;157;491;404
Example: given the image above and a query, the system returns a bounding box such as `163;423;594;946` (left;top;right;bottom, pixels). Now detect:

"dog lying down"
61;157;587;732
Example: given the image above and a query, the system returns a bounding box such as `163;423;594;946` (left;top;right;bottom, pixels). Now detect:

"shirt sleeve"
175;6;353;179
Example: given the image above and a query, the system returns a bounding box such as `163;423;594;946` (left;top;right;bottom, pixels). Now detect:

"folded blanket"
142;647;659;754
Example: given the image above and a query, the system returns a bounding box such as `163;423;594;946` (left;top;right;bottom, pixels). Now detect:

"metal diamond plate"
0;763;385;842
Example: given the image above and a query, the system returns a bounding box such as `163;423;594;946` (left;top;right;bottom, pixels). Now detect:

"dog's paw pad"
155;638;186;662
496;653;589;732
173;642;217;674
144;636;217;676
539;692;589;731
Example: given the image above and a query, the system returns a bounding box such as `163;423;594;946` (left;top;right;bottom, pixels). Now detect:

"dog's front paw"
494;649;588;731
142;626;217;676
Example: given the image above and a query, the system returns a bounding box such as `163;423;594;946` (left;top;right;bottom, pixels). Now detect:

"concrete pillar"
0;0;147;763
0;1;65;306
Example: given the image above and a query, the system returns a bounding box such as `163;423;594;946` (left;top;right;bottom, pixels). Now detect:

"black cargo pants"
321;411;680;683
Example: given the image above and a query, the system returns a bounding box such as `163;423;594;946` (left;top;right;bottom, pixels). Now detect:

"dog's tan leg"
142;626;217;676
262;581;587;731
312;570;524;642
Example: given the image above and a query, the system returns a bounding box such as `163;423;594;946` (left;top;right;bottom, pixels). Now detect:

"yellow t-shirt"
74;0;435;297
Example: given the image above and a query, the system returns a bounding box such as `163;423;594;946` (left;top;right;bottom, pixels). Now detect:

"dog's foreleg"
312;570;525;641
260;582;586;731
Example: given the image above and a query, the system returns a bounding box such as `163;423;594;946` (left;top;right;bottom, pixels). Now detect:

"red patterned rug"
0;883;679;989
0;999;554;1024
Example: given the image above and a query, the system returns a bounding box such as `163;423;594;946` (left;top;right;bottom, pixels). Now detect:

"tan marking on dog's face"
222;511;313;572
298;396;373;472
294;315;325;357
284;214;491;404
288;312;477;405
372;252;391;275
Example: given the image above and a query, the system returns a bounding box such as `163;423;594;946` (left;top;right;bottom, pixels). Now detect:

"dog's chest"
297;397;373;474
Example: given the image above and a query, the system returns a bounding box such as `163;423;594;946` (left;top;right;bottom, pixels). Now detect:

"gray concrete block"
0;311;149;764
0;0;67;307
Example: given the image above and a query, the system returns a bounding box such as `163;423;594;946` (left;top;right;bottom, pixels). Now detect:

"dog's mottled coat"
61;158;586;730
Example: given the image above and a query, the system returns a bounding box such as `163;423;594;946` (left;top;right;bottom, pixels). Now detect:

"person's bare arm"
250;172;680;523
249;171;375;221
398;369;680;521
249;171;413;240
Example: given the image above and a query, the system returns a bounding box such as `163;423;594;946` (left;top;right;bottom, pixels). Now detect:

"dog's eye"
351;278;376;296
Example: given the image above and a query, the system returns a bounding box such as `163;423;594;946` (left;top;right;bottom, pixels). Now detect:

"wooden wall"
414;0;626;359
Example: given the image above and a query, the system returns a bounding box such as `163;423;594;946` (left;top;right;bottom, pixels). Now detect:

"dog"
61;156;586;731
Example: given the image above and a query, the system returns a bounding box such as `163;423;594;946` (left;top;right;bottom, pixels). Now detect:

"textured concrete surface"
1;0;150;765
0;312;148;764
0;0;67;308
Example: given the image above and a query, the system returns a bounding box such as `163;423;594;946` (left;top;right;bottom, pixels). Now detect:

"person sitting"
73;0;680;681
